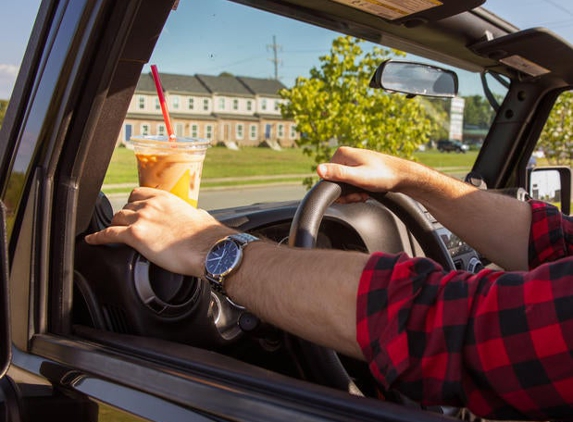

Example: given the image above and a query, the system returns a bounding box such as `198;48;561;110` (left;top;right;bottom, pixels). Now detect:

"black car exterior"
436;139;469;153
0;0;571;421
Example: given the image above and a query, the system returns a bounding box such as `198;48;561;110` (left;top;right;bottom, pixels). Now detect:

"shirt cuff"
528;200;567;268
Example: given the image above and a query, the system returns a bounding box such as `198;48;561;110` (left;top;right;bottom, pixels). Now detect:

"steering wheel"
288;180;455;395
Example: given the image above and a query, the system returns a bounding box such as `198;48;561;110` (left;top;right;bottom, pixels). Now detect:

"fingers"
84;225;129;245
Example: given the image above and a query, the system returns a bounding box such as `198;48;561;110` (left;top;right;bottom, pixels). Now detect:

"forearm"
319;147;532;270
400;164;532;270
225;241;369;359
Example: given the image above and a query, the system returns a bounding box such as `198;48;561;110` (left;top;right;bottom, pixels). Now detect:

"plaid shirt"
357;200;573;420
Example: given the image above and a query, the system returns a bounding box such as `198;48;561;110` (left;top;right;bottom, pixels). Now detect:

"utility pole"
267;35;282;80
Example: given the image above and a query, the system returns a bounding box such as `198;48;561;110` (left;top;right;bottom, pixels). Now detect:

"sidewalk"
102;173;314;192
102;167;468;193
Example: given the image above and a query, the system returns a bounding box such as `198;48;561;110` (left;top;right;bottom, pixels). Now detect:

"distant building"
121;72;299;147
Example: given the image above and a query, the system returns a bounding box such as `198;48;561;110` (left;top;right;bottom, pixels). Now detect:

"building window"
138;96;146;110
261;99;267;111
247;100;252;111
218;98;225;110
203;98;209;111
172;96;180;110
141;124;150;135
155;98;160;110
250;124;257;140
274;101;280;111
175;123;184;137
191;124;199;138
188;98;195;110
290;125;297;138
278;124;284;138
236;124;244;139
205;125;213;139
158;124;166;136
233;99;239;111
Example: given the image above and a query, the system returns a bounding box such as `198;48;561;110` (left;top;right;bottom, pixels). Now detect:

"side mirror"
369;60;458;98
528;167;572;215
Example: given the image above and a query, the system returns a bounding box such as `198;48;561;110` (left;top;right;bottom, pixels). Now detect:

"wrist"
203;232;260;299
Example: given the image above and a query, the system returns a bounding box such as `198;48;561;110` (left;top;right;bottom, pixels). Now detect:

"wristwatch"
204;233;259;295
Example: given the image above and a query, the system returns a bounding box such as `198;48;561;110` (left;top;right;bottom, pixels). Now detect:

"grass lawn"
102;145;479;191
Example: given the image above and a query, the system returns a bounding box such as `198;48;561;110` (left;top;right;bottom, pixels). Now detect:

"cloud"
0;64;20;100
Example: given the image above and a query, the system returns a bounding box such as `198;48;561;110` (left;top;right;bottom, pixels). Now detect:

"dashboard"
74;193;484;378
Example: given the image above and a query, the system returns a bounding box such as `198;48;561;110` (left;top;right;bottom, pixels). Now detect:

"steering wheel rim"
288;180;454;395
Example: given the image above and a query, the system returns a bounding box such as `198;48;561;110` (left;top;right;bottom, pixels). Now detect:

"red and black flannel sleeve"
356;200;573;420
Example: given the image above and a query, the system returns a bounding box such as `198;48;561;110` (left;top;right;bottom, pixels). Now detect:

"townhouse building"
121;72;299;148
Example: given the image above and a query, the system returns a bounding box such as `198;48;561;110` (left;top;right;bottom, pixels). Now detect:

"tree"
538;91;573;165
463;95;493;128
280;36;438;188
0;100;7;129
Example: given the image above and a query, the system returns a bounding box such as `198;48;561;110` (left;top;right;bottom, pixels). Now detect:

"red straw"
150;64;176;140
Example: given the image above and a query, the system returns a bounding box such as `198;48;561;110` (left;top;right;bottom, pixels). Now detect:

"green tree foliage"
463;95;493;128
539;91;573;165
280;36;438;187
421;98;450;141
0;100;8;129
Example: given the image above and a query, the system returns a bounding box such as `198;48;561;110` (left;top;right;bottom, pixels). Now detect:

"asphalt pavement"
107;182;308;212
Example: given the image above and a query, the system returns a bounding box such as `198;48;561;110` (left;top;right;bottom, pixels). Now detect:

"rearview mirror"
528;167;571;215
370;60;458;98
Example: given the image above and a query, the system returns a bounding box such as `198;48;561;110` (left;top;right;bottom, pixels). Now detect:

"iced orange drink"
128;136;209;207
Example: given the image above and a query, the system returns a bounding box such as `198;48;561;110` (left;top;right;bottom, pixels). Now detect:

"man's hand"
84;187;235;276
316;146;431;202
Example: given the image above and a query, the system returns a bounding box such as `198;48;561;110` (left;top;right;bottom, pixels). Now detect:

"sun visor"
471;28;573;84
329;0;485;26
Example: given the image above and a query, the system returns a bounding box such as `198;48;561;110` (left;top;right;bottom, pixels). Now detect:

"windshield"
101;0;509;211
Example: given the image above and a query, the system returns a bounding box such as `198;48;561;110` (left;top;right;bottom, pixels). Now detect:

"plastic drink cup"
127;136;210;208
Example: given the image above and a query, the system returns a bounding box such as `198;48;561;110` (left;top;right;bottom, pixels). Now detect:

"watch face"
206;239;241;277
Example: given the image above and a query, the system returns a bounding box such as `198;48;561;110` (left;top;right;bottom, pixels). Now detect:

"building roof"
136;72;287;97
195;74;253;96
136;72;211;95
237;76;286;97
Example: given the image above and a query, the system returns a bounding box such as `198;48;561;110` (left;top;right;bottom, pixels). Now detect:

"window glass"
191;124;199;137
172;96;180;110
102;0;509;209
536;90;573;167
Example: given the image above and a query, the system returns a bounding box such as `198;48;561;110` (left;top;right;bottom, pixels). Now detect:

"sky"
2;0;573;100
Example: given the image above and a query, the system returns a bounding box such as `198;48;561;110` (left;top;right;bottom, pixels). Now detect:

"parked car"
0;0;571;421
437;139;470;153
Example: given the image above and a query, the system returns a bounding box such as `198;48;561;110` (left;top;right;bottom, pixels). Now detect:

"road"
107;183;308;212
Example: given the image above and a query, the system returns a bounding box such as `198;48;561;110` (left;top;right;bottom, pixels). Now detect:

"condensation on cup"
127;136;210;208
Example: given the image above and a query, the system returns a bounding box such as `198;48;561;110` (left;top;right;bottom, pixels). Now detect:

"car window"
536;90;573;167
101;0;508;211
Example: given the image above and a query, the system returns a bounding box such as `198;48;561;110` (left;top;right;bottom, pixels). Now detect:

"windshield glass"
102;0;509;211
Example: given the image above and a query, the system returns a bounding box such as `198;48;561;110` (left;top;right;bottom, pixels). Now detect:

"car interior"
4;0;573;420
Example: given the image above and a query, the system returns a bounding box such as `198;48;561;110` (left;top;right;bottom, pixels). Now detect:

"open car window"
101;0;508;212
